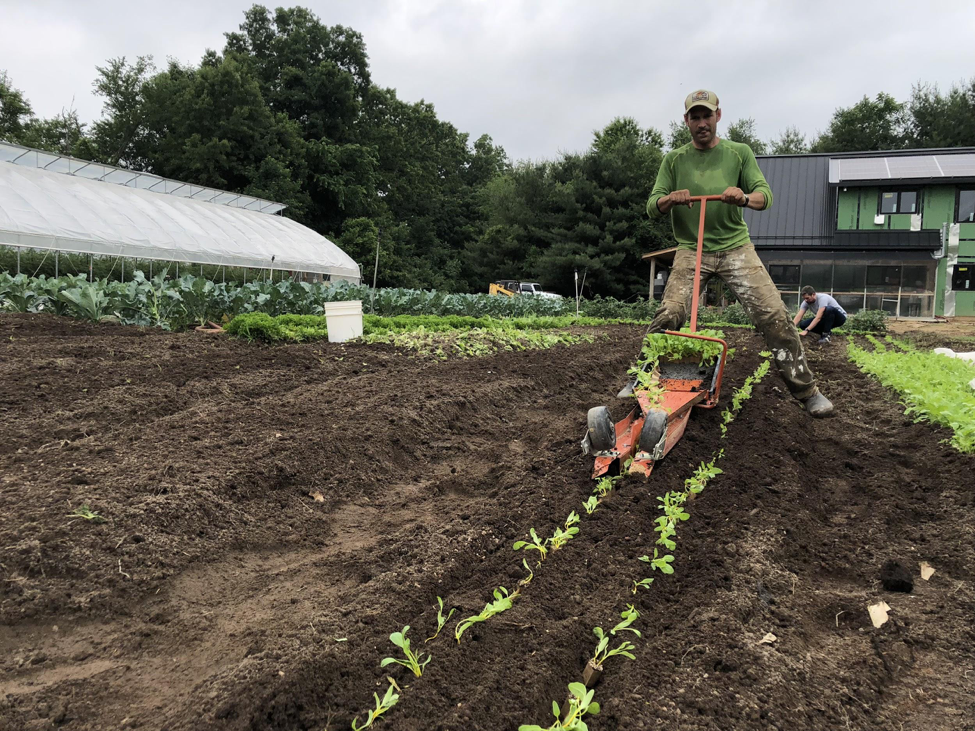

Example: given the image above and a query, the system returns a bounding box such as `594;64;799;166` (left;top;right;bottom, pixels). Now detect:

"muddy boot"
802;391;834;418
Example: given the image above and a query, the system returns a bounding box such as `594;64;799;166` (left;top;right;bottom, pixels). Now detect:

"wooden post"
649;258;657;301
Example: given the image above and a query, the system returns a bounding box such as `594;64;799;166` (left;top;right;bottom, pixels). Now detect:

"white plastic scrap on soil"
868;601;891;628
933;347;975;365
920;561;936;581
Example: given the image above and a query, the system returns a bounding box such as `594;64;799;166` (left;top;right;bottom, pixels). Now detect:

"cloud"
2;0;973;160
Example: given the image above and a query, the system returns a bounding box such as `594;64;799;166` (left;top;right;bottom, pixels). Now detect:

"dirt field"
2;314;974;731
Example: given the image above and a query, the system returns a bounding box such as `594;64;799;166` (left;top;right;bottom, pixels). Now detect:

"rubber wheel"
639;409;668;453
587;406;616;452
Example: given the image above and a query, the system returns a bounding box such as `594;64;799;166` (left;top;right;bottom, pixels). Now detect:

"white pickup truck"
515;282;562;299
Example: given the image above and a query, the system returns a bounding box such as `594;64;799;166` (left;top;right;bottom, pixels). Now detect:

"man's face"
684;106;720;146
803;294;817;305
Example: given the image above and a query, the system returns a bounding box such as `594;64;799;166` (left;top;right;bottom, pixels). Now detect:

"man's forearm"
744;191;766;210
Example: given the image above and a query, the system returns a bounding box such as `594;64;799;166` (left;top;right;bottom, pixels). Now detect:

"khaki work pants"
649;242;818;400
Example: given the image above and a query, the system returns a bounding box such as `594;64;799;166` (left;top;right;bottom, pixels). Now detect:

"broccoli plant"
425;597;456;642
380;626;431;677
351;680;400;730
591;626;637;668
582;495;598;515
454;587;515;643
518;558;535;588
518;682;600;731
514;528;549;562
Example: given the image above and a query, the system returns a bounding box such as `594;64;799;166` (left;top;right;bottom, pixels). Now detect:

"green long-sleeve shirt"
647;139;773;252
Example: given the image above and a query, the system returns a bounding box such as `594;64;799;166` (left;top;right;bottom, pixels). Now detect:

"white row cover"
0;162;361;281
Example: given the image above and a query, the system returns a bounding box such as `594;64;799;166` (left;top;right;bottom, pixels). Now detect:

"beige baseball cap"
684;89;719;112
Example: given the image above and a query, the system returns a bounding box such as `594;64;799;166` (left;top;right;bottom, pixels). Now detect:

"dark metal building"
744;148;975;317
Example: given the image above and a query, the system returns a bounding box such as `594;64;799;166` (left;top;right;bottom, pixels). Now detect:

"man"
646;90;833;417
794;286;847;344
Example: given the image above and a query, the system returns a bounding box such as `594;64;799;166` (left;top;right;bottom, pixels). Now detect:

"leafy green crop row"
224;312;598;358
1;271;889;332
224;312;605;342
849;337;975;452
0;270;634;327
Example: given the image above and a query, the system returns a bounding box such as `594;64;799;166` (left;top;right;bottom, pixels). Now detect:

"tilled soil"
1;314;973;731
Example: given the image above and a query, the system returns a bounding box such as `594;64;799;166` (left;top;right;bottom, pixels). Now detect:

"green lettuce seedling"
610;604;642;637
592;474;621;499
639;548;675;575
425;597;456;642
583;495;598;515
632;577;654;594
591;627;637;667
351;680;400;730
518;682;600;731
454;587;515;643
549;511;580;551
514;528;549;562
380;626;431;677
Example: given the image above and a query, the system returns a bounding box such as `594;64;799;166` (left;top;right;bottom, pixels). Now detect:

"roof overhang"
641;246;679;265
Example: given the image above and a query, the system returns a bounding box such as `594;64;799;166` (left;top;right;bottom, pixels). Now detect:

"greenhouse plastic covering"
0;160;361;281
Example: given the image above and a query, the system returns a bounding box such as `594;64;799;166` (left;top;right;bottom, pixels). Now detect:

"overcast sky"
2;0;974;161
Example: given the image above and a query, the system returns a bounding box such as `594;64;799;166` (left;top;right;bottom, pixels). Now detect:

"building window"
801;263;832;292
833;264;866;292
958;190;975;223
901;265;931;293
768;264;800;290
866;265;901;291
953;265;974;292
879;190;918;214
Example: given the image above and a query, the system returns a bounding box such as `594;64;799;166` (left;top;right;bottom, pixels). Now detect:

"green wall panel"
858;188;886;230
837;189;858;230
960;241;975;258
887;214;912;230
922;187;955;229
953;292;975;316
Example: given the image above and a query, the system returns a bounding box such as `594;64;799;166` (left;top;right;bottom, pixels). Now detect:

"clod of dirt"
879;559;914;593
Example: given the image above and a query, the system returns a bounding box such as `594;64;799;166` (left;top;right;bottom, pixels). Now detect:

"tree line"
1;5;973;297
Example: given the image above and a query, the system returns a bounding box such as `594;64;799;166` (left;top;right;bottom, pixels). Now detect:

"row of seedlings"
514;344;772;729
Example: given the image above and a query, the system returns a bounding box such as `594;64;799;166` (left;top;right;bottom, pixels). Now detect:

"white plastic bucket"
323;300;363;343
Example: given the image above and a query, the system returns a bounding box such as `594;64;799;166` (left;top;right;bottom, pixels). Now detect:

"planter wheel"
587;406;616;452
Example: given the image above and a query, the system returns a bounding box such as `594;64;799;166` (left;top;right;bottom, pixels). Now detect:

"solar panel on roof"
887;156;942;178
935;154;975;176
832;154;975;182
836;158;890;180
